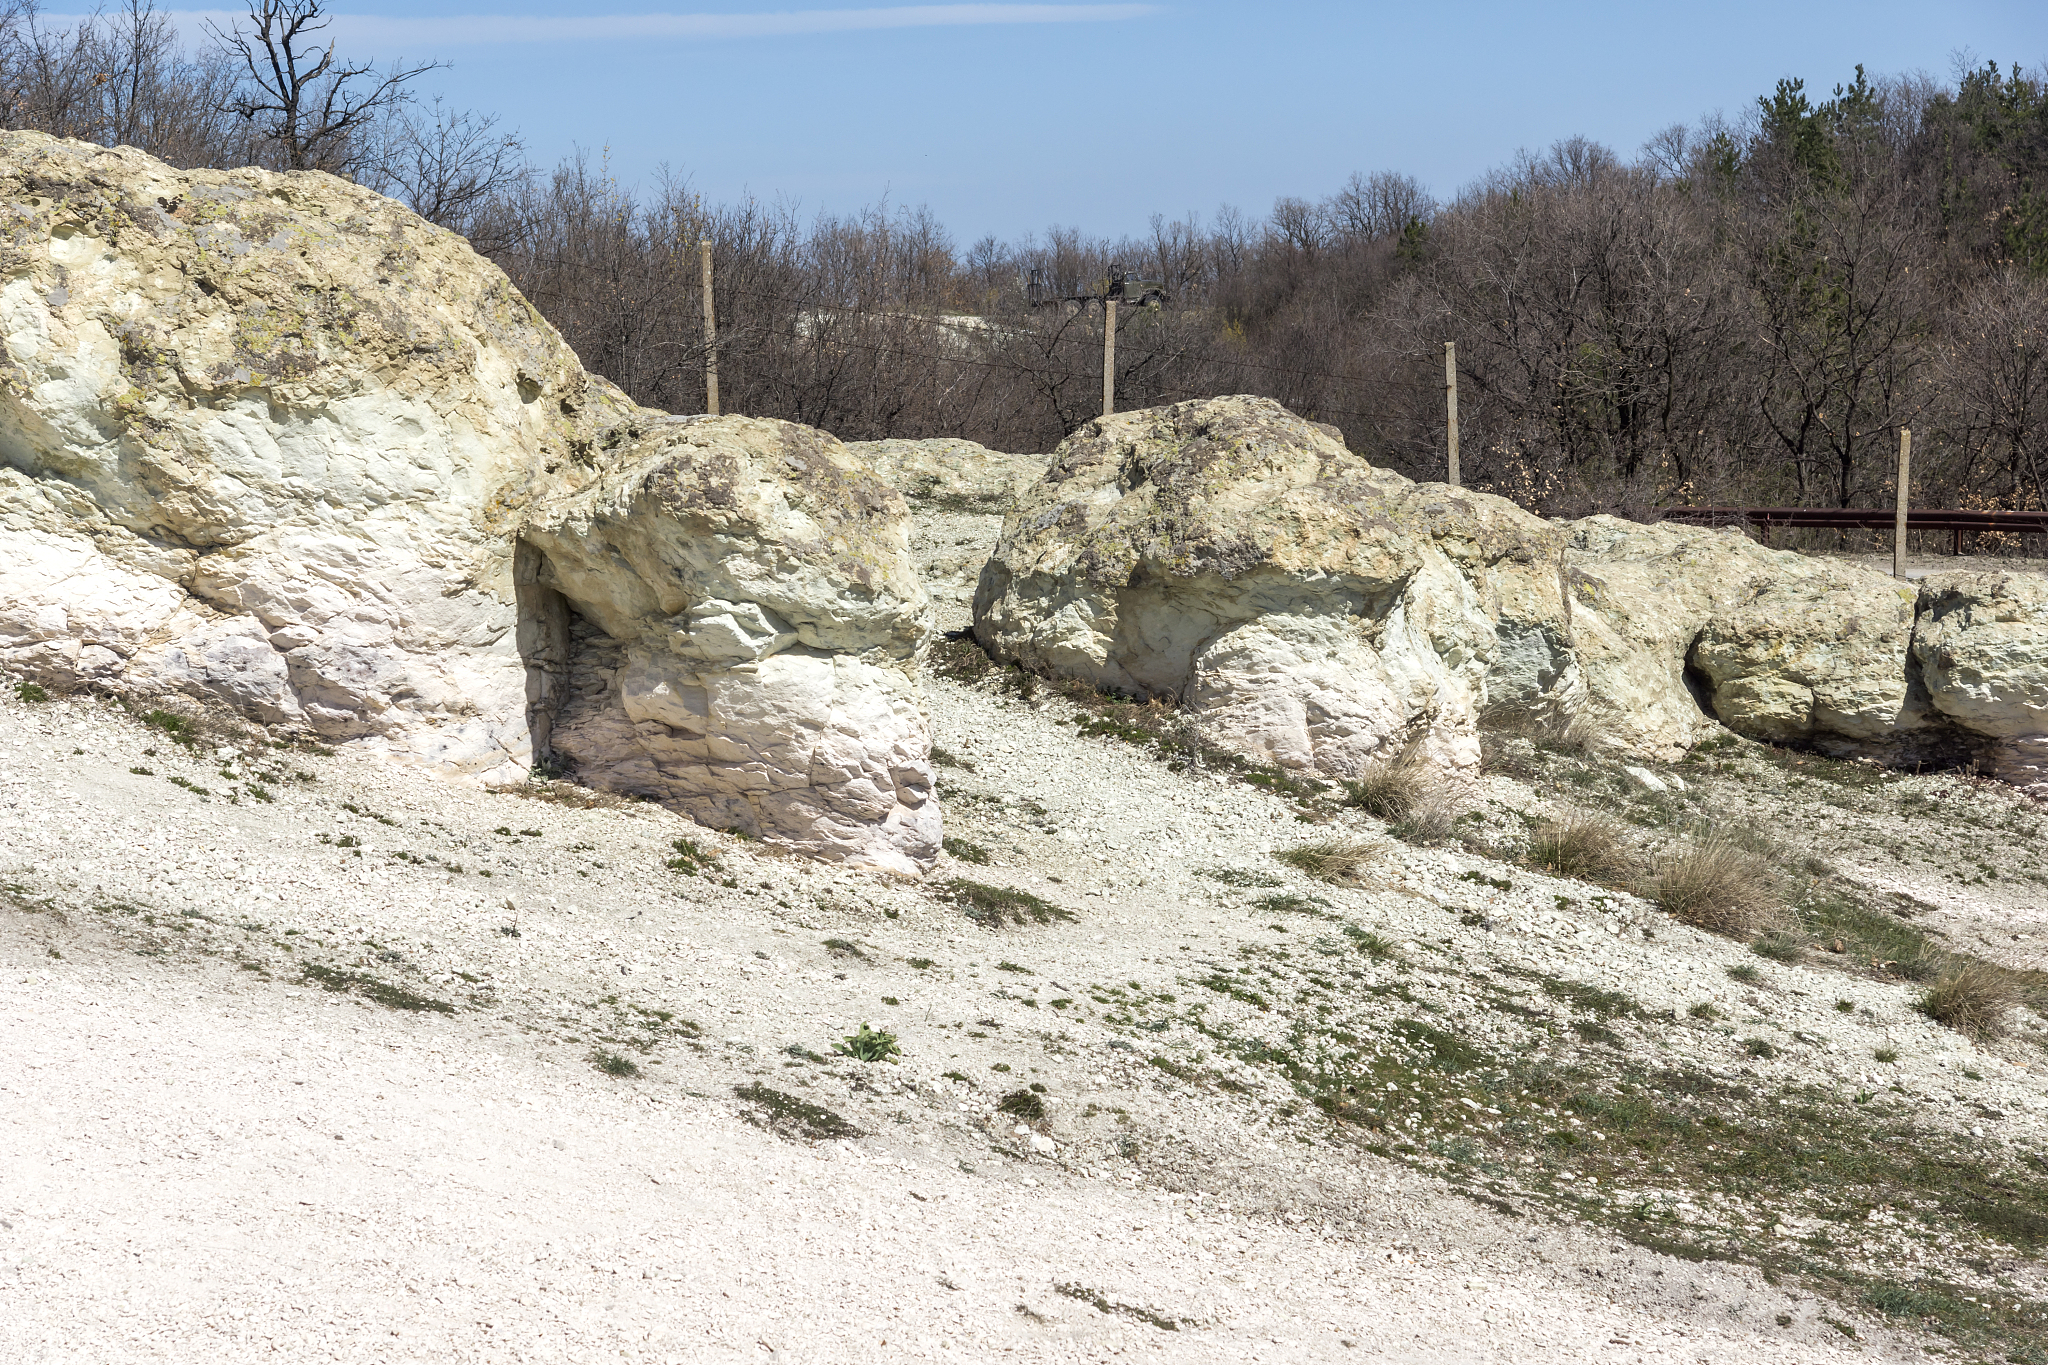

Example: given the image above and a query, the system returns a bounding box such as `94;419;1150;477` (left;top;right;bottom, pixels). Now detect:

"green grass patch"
941;878;1074;928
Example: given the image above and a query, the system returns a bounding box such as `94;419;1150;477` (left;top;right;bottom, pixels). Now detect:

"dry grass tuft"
1918;958;2021;1039
1273;838;1383;884
1526;811;1636;884
1342;751;1431;821
1644;836;1782;938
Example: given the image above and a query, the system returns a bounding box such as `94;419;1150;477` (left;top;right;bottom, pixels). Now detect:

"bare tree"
208;0;437;174
368;96;524;246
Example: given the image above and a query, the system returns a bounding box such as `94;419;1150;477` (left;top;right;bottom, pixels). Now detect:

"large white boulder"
521;416;938;874
0;132;940;870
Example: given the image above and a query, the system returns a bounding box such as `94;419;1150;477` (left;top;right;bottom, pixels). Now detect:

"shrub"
593;1051;640;1078
13;680;49;703
1273;838;1381;884
1918;958;2020;1040
1645;836;1781;937
1526;811;1635;883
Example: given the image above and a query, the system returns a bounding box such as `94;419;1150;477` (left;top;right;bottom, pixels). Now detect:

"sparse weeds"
300;963;454;1014
1273;838;1381;884
1726;963;1762;984
1055;1282;1188;1332
665;837;717;875
1526;811;1635;884
1646;836;1781;938
734;1082;863;1141
942;878;1074;928
943;835;992;865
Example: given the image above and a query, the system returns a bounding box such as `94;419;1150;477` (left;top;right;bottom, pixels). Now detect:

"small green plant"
129;766;154;776
1874;1047;1899;1063
823;937;866;959
907;957;935;969
665;837;717;876
996;960;1033;974
834;1023;900;1062
1834;998;1856;1013
518;828;542;838
996;1089;1046;1120
593;1051;641;1078
1687;1002;1720;1020
13;680;49;703
1726;963;1762;984
1743;1037;1779;1058
1918;959;2020;1039
1346;926;1399;960
880;996;899;1006
1273;838;1381;884
1458;869;1513;892
991;1062;1011;1073
943;835;992;865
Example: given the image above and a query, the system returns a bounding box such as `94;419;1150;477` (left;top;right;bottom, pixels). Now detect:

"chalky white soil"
7;505;2042;1364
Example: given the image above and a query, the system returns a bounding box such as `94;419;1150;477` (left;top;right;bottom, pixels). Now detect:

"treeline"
6;3;2047;519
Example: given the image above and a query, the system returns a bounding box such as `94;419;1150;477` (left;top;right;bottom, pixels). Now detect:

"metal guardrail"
1658;506;2048;553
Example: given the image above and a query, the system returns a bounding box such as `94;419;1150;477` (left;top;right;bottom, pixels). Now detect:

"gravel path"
3;944;1883;1364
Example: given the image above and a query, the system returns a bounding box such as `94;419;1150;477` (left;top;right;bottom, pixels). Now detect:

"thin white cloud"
149;6;1159;47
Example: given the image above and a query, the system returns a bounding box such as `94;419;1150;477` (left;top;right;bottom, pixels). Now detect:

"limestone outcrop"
0;132;939;871
521;416;938;873
972;396;2047;786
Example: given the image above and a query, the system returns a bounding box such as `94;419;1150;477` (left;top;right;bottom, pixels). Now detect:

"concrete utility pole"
1102;297;1118;418
1444;340;1460;487
1894;427;1912;579
700;238;719;417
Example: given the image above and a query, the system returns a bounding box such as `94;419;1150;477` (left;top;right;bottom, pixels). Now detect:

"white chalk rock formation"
0;132;940;869
971;397;1568;776
1913;572;2048;788
521;416;939;873
973;396;2047;784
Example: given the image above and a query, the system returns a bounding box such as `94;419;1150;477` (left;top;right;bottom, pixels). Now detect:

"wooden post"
1444;340;1460;487
1102;297;1117;418
700;238;719;417
1893;427;1911;580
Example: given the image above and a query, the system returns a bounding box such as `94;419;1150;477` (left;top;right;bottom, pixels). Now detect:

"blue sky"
161;2;2048;241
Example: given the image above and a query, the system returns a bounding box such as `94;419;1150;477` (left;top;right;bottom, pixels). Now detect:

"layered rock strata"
972;396;2046;788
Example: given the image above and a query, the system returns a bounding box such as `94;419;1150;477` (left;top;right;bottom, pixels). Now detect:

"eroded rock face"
1913;572;2048;788
973;395;2047;785
0;131;636;779
0;133;939;870
521;416;938;874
